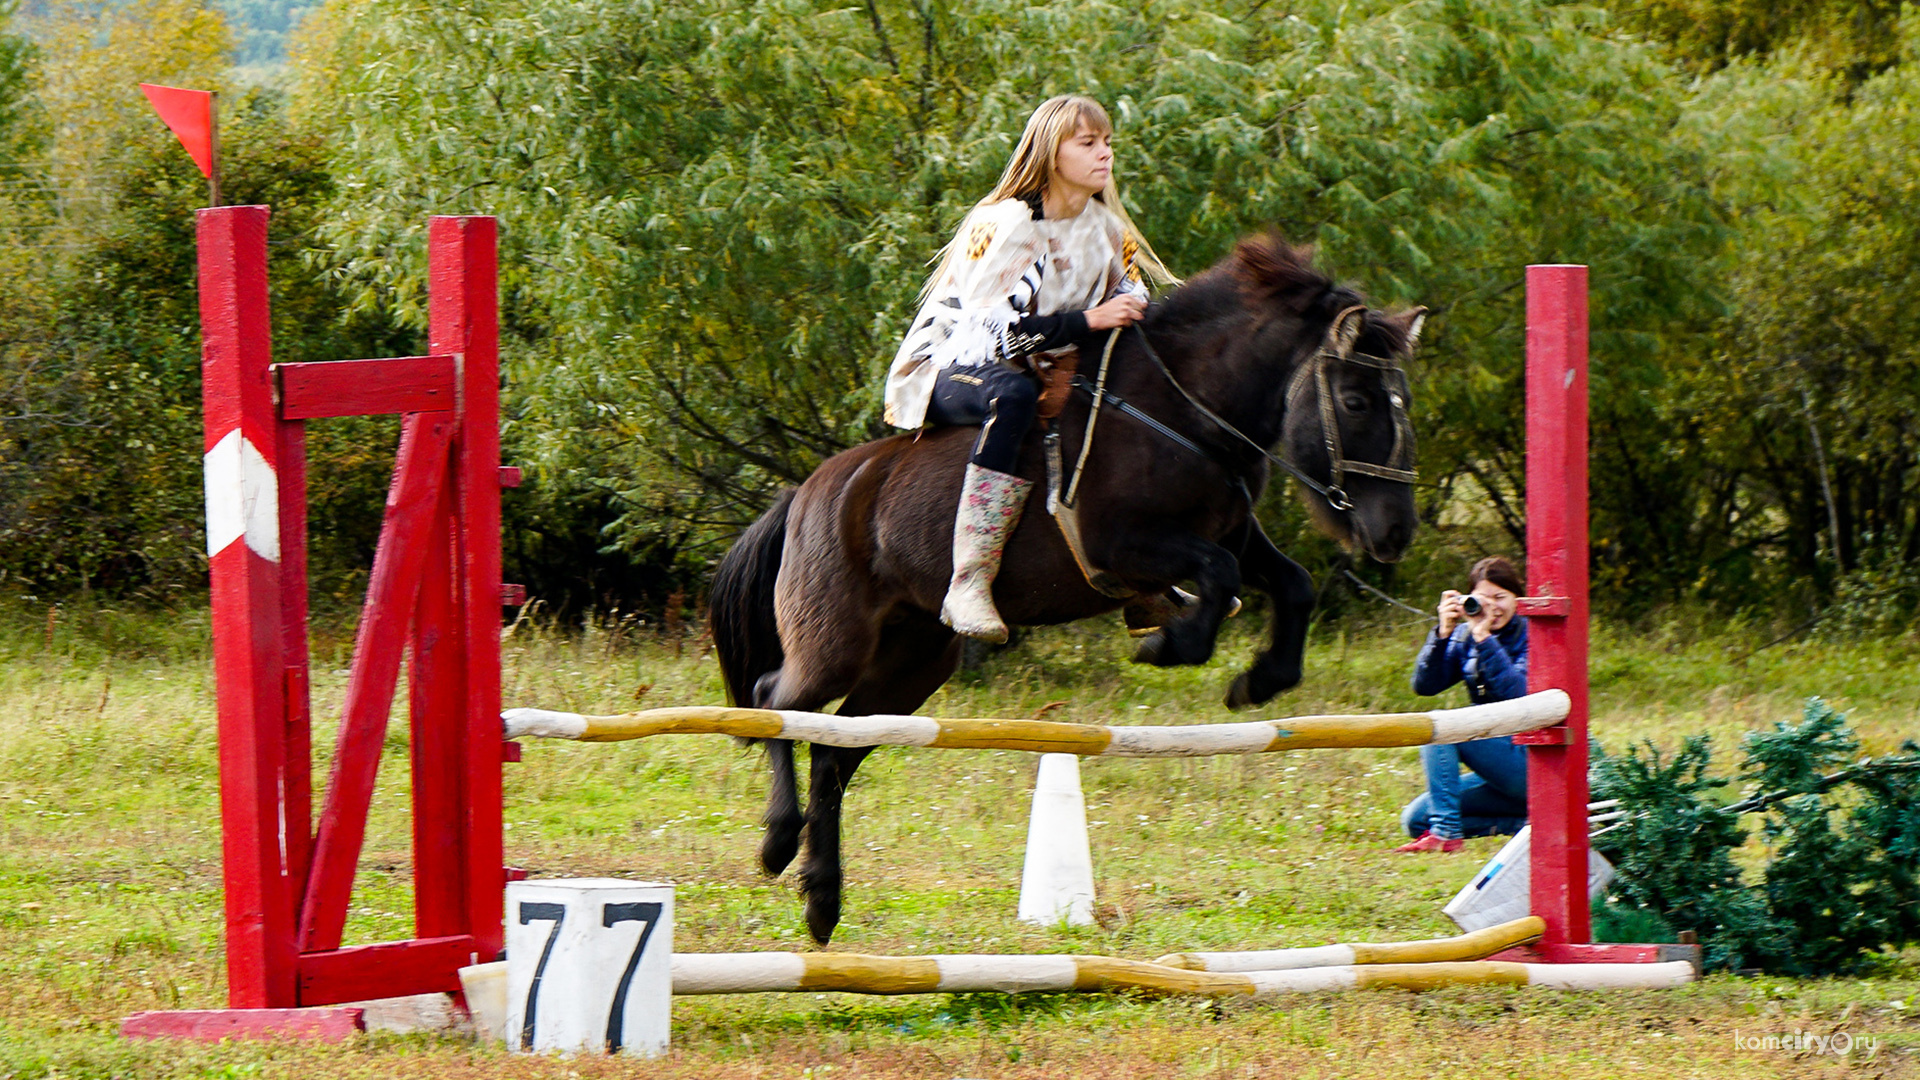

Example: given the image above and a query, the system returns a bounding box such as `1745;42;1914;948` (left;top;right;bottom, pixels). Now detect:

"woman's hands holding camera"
1437;589;1497;641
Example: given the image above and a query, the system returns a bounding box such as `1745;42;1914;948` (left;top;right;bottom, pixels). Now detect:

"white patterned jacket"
883;194;1148;429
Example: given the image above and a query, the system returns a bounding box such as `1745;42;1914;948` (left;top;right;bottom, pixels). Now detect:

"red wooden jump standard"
1494;265;1694;967
122;208;516;1040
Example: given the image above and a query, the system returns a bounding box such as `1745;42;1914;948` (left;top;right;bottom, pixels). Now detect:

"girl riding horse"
884;94;1174;642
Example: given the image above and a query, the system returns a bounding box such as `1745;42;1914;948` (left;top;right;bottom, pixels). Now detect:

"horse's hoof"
759;827;800;877
1225;673;1256;710
804;893;841;945
1131;631;1170;667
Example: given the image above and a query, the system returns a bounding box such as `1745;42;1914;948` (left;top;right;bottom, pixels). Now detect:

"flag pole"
208;91;221;208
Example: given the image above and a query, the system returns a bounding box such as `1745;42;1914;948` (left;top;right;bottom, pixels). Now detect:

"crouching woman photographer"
1395;556;1530;853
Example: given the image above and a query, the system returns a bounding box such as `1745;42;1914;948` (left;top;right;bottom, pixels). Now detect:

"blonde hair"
925;95;1176;294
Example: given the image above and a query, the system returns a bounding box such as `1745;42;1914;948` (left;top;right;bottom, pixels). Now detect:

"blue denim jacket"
1411;617;1529;704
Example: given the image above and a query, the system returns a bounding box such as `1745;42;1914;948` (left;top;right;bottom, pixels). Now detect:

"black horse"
709;236;1425;943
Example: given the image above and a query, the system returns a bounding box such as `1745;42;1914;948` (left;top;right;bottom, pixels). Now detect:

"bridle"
1280;307;1419;510
1122;307;1418;513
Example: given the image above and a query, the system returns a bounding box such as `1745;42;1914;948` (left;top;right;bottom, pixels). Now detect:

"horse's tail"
710;487;795;707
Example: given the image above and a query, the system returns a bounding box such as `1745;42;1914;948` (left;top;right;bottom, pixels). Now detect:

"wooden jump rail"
672;955;1693;997
1154;916;1547;972
669;908;1688;995
669;916;1551;996
502;690;1571;755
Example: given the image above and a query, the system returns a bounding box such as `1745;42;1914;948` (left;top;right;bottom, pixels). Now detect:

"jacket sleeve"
1410;628;1461;696
1470;628;1530;701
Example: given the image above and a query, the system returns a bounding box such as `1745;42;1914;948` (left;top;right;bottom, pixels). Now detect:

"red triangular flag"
139;83;214;178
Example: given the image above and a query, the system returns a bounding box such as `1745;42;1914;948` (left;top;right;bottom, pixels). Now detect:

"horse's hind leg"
798;613;961;944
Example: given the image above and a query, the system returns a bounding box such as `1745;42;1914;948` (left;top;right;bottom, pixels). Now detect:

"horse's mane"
1145;235;1410;355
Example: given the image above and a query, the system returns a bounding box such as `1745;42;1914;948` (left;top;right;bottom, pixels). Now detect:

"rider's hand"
1436;590;1465;637
1084;294;1146;331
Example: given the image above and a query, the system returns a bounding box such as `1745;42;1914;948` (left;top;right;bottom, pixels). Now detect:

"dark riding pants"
924;365;1040;475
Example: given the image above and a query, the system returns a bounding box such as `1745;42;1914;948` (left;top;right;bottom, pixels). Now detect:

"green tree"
297;0;1729;605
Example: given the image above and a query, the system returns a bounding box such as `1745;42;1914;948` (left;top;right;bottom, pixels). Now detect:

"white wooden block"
505;879;673;1056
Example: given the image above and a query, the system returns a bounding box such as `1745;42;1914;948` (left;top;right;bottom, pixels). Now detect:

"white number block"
505;879;674;1056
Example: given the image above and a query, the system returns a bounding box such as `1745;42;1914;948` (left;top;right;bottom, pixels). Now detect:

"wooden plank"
298;934;478;1005
409;491;469;939
277;418;313;914
197;204;298;1010
122;1007;364;1042
1525;264;1592;947
298;411;454;952
431;215;507;963
276;355;456;419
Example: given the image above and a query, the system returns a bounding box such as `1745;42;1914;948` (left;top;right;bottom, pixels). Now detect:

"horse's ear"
1329;305;1367;356
1389;306;1429;351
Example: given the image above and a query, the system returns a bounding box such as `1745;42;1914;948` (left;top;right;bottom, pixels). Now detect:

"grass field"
1;599;1917;1077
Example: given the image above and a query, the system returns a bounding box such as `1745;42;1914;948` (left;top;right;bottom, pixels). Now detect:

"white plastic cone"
1017;753;1096;926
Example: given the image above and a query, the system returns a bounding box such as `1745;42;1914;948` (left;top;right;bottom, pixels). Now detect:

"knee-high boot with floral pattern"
940;463;1033;642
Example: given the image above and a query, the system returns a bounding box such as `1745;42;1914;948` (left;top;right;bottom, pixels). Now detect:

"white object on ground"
1017;753;1096;926
505;879;673;1057
1442;826;1615;933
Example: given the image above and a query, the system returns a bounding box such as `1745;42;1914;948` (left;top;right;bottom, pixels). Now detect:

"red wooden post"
1522;265;1592;947
134;212;508;1040
430;215;507;963
198;205;298;1008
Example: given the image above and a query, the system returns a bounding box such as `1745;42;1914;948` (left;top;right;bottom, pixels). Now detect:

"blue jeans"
1400;736;1529;840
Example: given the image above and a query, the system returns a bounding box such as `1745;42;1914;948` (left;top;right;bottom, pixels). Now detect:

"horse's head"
1231;237;1424;562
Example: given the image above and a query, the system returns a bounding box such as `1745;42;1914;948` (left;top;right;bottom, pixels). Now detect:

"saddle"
1029;347;1080;421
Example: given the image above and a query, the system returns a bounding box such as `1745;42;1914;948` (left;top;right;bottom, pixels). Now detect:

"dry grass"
1;599;1917;1077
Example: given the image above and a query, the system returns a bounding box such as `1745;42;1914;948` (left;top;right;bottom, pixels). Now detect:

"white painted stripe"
1428;690;1569;743
774;712;941;748
671;953;807;994
1246;966;1359;995
502;707;587;740
1181;944;1356;972
934;955;1079;993
1524;960;1694;990
1105;721;1279;757
203;429;279;562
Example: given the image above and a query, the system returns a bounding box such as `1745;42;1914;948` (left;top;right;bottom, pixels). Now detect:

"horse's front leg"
798;743;875;945
1094;531;1242;668
1223;519;1315;709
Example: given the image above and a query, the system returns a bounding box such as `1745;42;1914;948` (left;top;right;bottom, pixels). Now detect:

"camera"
1460;595;1484;616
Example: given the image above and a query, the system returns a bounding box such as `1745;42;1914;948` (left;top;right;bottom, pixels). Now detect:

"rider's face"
1053;125;1113;198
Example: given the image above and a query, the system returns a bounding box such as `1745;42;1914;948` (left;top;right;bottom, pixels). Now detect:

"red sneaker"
1394;832;1464;853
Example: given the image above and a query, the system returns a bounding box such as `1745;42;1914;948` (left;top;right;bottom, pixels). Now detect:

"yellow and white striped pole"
504;689;1570;756
669;949;1693;997
1155;915;1544;972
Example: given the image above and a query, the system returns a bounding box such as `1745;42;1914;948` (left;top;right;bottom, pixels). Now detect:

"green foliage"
1589;735;1784;970
0;79;414;598
1604;0;1905;77
297;0;1727;605
0;0;39;166
1594;698;1920;974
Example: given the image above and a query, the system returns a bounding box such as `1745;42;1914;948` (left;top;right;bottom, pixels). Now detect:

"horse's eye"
1341;394;1369;413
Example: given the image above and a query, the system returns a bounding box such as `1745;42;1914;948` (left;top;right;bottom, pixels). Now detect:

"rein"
1069;319;1418;513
